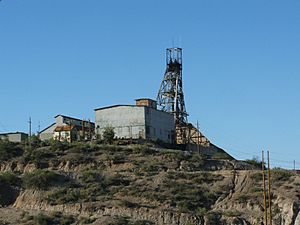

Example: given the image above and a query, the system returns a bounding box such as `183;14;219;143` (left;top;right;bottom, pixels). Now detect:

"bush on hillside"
107;216;155;225
0;172;21;187
0;140;23;162
103;126;115;144
81;170;103;183
31;212;74;225
23;147;55;166
47;188;84;205
271;168;292;182
49;140;70;152
245;157;262;168
22;170;64;190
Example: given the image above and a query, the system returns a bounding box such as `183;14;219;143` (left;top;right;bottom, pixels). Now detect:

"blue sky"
0;0;299;168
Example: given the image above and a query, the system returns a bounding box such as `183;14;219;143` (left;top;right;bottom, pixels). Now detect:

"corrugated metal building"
94;99;175;143
0;132;28;143
39;115;95;142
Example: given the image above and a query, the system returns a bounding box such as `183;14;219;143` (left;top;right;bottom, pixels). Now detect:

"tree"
102;126;115;144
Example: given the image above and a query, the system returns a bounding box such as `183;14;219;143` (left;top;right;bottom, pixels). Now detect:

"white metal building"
39;115;95;141
94;99;175;143
0;132;28;143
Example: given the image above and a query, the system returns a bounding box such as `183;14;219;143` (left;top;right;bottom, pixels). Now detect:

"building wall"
40;116;95;141
95;106;175;143
56;116;85;127
95;106;146;139
145;107;175;143
39;124;56;141
0;133;28;143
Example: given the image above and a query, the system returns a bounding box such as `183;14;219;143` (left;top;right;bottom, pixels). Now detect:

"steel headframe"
157;47;188;144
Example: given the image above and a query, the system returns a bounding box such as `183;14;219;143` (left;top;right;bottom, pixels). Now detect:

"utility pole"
267;151;272;225
88;119;91;141
38;121;41;139
28;117;32;149
82;119;85;141
262;150;268;225
197;120;200;154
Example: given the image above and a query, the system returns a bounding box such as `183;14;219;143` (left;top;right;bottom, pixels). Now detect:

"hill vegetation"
0;139;299;225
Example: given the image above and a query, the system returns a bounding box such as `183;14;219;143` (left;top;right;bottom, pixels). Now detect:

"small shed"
0;132;28;143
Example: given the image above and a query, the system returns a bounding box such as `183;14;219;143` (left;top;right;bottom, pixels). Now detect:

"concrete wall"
95;106;146;139
0;133;28;143
39;124;56;141
95;106;175;143
145;107;175;143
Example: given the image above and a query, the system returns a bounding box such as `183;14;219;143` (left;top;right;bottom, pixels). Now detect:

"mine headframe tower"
157;47;189;144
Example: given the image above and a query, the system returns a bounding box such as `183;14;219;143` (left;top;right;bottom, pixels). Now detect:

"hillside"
0;140;299;225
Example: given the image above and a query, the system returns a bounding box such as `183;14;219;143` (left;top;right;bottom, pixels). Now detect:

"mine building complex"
94;47;210;148
15;47;213;150
95;99;175;143
39;115;95;143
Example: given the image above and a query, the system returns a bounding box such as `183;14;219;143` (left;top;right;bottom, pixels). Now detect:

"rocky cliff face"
0;142;299;225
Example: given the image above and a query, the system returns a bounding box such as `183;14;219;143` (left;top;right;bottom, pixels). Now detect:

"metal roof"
94;105;136;111
0;132;28;136
39;123;56;134
54;114;95;124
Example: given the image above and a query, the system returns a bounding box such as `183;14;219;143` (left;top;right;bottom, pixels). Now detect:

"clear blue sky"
0;0;299;168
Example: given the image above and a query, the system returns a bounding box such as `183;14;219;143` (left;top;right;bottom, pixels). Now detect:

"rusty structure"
157;48;210;147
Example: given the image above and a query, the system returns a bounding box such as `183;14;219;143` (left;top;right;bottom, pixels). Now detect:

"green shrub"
33;212;74;225
81;170;103;183
170;182;216;212
245;157;261;168
138;163;161;175
107;216;154;225
211;152;231;160
47;173;129;205
235;194;249;203
132;220;155;225
110;153;126;164
222;210;241;217
69;142;98;153
205;212;221;224
29;135;42;149
49;140;70;152
0;140;23;162
47;188;84;205
250;172;262;182
22;170;64;190
34;213;52;225
133;145;156;155
0;172;21;187
79;217;96;224
160;150;186;161
196;207;207;216
271;168;292;182
103;126;115;144
23;148;55;165
118;199;139;208
105;174;130;187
